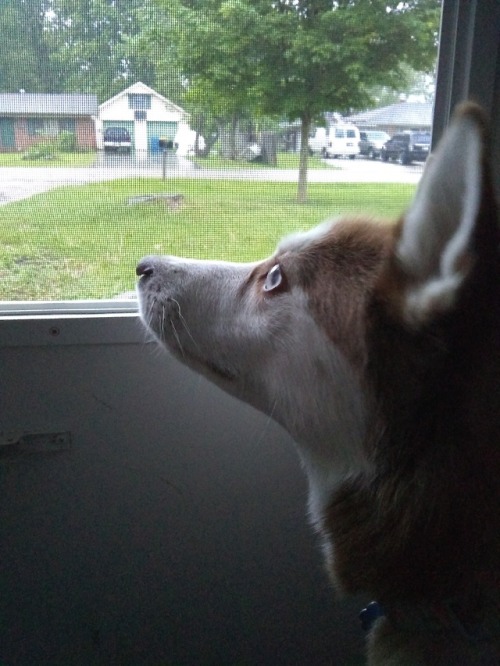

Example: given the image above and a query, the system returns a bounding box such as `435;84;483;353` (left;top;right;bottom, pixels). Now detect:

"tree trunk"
260;131;277;165
196;130;218;158
229;114;238;160
194;114;218;158
297;114;311;203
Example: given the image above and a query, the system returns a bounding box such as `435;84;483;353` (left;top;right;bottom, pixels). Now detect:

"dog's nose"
136;257;156;277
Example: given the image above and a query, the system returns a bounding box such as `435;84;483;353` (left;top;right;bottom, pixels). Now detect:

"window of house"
59;118;76;132
26;118;45;136
128;94;151;110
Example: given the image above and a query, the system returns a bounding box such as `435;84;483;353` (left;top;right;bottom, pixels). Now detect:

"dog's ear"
396;104;492;324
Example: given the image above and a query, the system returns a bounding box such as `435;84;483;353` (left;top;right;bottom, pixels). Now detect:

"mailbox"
158;138;174;151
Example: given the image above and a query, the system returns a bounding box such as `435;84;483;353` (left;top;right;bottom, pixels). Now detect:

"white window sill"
0;299;152;347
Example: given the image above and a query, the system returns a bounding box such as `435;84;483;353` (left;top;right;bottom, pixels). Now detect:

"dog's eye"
263;264;283;292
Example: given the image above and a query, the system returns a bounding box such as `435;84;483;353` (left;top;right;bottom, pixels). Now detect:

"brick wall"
10;116;96;151
76;118;96;149
14;118;36;151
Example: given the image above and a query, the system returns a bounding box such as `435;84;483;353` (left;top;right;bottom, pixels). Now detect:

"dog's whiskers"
160;304;167;342
143;296;158;340
169;317;185;357
169;297;201;352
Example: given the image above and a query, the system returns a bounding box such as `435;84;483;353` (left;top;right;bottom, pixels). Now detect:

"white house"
96;81;191;153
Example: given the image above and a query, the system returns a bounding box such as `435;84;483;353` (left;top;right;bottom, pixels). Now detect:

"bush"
56;131;77;153
21;132;79;160
21;140;57;161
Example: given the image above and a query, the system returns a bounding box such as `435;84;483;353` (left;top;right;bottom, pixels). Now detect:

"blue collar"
360;597;500;643
359;601;384;632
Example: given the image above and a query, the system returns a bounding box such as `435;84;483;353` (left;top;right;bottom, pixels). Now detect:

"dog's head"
137;104;500;605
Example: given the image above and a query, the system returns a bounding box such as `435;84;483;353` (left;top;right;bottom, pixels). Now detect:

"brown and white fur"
136;104;500;665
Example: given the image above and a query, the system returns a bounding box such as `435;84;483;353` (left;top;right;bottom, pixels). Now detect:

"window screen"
0;0;442;304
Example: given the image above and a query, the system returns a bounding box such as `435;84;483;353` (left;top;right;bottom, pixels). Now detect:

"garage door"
147;121;177;151
103;120;135;148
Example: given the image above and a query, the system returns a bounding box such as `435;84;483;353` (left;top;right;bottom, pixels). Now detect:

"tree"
254;0;441;201
47;0;159;101
0;0;60;92
370;63;436;106
151;0;267;159
154;0;441;201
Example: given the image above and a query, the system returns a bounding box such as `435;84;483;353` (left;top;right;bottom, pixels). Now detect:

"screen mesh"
0;0;441;302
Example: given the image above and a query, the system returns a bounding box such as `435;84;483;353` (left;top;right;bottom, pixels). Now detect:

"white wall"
99;92;184;123
0;312;363;665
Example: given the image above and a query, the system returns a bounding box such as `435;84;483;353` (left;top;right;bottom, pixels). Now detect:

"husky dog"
137;104;500;665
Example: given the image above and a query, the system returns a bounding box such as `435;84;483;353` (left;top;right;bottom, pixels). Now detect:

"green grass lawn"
0;178;415;300
0;151;97;167
0;150;325;170
193;151;332;170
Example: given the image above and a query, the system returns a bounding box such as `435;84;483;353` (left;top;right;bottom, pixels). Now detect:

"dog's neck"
289;421;373;528
366;590;500;666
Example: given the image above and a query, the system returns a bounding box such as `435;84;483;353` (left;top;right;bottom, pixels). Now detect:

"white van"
308;124;360;159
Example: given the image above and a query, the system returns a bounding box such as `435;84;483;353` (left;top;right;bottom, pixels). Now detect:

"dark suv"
358;130;390;159
103;127;132;153
381;131;431;165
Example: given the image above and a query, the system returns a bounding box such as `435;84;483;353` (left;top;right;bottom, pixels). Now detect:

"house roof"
347;102;433;128
0;93;98;116
99;81;189;119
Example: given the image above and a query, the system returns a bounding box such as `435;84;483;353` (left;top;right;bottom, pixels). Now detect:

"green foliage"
0;0;166;99
21;140;58;161
20;131;80;160
0;152;96;167
47;0;157;101
153;0;441;200
20;131;85;160
370;64;436;106
0;0;61;92
254;0;440;119
56;131;77;153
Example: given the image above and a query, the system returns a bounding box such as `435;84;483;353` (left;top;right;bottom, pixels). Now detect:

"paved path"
0;156;423;206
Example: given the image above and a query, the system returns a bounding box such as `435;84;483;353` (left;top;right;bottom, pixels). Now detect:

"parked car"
380;131;431;165
103;127;132;153
358;130;390;159
308;124;360;159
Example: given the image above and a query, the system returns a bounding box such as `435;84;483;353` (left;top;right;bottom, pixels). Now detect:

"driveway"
0;154;424;206
194;156;424;184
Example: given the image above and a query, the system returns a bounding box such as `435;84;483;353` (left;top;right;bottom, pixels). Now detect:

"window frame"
0;0;499;323
0;299;137;316
432;0;500;163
